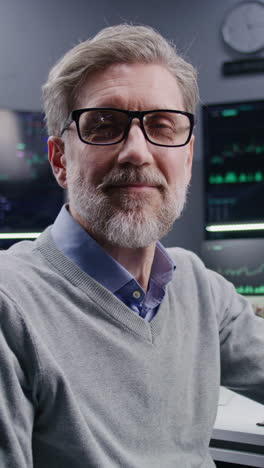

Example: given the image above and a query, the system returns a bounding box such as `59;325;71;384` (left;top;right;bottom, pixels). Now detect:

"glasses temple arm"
60;116;73;137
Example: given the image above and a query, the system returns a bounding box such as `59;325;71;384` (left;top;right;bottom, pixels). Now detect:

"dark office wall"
0;0;263;254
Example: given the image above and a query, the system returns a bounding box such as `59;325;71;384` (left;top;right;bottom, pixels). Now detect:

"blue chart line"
218;264;264;277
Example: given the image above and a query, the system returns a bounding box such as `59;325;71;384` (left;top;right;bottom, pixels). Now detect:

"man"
0;24;263;468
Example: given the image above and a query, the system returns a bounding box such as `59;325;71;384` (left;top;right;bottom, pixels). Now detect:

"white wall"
0;0;263;253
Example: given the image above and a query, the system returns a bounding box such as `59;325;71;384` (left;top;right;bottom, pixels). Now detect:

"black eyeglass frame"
60;107;195;148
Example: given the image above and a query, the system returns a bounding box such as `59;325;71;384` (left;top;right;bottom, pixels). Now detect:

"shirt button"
132;290;141;299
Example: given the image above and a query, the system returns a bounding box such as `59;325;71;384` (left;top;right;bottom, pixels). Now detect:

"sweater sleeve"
209;269;264;404
0;288;40;468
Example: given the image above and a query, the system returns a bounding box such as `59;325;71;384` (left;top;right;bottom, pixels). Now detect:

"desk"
210;388;264;467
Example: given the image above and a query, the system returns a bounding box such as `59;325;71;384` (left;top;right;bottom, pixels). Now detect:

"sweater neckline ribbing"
36;227;167;343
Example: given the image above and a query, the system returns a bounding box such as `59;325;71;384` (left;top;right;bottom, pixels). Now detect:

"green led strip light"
0;233;40;239
206;223;264;232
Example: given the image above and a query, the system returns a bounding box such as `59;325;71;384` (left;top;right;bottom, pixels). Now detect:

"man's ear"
48;137;67;189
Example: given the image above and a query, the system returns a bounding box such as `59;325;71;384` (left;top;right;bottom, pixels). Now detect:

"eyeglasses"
60;108;194;147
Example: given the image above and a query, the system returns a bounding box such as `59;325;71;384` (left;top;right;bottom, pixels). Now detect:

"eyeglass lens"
78;109;191;145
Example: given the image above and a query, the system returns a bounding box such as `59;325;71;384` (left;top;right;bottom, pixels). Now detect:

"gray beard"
67;164;189;248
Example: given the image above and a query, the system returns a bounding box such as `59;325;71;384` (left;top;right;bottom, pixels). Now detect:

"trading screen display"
203;100;264;238
0;109;63;234
202;239;264;296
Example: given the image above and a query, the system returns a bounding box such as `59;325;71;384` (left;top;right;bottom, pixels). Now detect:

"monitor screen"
201;239;264;296
202;99;264;238
0;109;64;236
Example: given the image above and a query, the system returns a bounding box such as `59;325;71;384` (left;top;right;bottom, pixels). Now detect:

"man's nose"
116;121;154;166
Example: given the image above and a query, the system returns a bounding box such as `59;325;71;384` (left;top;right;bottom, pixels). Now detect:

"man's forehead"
77;62;184;110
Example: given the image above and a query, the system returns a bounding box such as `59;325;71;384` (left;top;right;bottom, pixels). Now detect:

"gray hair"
42;24;199;136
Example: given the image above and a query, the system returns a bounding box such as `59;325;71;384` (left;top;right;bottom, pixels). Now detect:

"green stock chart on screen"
202;239;264;318
203;100;264;239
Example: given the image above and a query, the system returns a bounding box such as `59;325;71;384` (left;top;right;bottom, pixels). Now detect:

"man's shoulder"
0;232;61;313
0;227;53;267
0;239;37;266
0;238;46;291
166;246;205;270
167;245;240;305
165;245;231;291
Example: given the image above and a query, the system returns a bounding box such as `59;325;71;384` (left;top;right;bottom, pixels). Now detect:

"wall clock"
222;1;264;54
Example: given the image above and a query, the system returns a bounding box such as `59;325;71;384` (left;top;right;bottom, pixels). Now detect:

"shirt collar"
151;241;176;287
51;204;176;294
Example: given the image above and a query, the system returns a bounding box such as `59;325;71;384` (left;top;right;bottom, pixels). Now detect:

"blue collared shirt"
51;205;175;322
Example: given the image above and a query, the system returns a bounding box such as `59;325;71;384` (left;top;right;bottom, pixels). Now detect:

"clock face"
222;1;264;54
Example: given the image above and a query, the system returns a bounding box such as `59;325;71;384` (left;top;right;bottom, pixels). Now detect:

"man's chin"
68;182;186;247
106;190;163;213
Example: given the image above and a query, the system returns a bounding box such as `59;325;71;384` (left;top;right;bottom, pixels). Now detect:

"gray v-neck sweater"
0;227;264;468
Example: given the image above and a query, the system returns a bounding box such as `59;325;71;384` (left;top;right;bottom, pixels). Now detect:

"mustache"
97;167;168;191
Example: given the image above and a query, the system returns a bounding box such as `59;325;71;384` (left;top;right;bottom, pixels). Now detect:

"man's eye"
148;121;175;132
83;121;113;134
81;120;123;143
152;122;173;129
146;114;176;129
94;123;114;132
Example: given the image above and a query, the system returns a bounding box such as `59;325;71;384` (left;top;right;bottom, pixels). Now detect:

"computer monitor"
202;239;264;297
202;99;264;239
0;109;64;244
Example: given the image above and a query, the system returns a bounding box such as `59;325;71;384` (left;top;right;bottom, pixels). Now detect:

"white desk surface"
211;388;264;467
213;387;264;445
